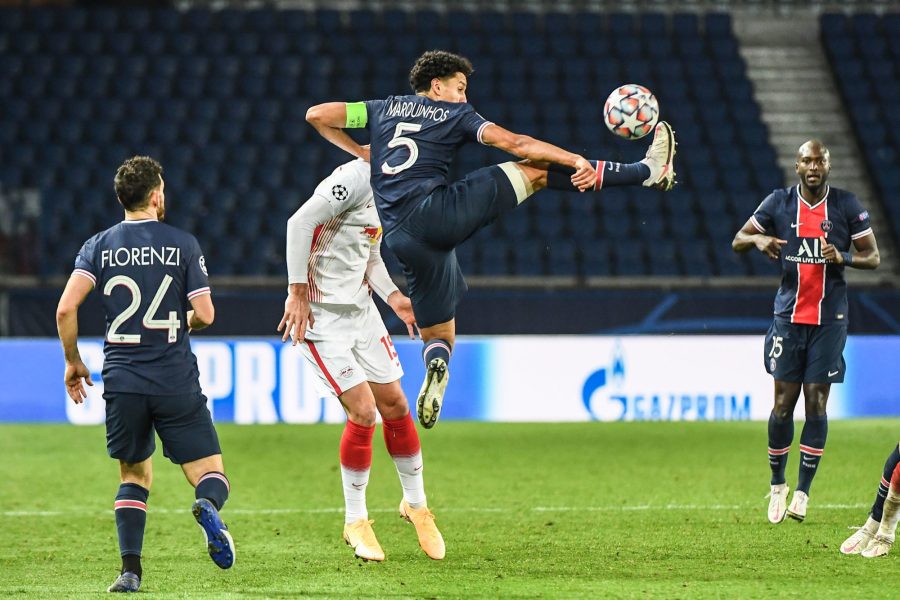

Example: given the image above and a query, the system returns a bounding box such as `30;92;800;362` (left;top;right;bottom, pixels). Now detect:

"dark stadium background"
1;0;899;337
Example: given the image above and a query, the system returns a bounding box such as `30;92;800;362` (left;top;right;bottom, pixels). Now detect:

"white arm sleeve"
286;193;341;285
365;241;399;302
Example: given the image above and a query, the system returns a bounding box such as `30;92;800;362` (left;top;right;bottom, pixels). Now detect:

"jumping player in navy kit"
56;156;235;592
306;50;676;429
732;140;880;524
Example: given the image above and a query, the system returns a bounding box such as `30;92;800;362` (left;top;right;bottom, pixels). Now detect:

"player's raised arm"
480;124;596;191
306;101;370;162
56;273;95;403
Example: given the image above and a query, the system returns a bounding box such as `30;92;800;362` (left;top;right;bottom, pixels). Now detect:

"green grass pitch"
1;420;899;598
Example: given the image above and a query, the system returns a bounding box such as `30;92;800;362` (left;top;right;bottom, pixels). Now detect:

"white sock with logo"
340;466;370;524
392;451;427;509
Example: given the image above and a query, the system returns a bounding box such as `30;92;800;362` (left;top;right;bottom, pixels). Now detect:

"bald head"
795;139;831;195
797;140;830;161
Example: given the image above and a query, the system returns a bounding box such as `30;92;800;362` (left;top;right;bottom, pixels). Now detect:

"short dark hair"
114;156;163;211
409;50;474;93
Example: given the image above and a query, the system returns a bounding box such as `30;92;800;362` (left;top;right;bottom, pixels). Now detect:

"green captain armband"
345;102;368;128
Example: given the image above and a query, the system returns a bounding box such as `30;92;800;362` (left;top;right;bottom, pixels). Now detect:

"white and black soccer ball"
603;84;659;140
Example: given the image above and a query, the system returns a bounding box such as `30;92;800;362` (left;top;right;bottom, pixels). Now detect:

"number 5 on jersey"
104;274;181;344
381;122;422;175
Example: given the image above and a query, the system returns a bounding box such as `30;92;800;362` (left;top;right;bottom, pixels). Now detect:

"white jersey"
287;159;398;309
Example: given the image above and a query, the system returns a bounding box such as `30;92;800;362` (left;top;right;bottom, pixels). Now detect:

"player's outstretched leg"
417;340;451;429
541;121;676;195
639;121;677;190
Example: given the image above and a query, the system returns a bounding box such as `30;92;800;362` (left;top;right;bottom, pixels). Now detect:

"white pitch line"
0;503;869;518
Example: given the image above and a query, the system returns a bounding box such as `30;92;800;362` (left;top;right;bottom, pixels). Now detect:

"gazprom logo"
582;343;627;421
581;342;752;422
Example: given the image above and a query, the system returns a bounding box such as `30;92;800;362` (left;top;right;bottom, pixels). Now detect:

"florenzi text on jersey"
101;246;181;268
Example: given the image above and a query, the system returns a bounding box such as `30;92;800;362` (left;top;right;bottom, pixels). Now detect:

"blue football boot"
191;498;235;569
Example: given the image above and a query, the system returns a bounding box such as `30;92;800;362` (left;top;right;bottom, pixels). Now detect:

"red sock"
340;420;374;471
382;412;421;457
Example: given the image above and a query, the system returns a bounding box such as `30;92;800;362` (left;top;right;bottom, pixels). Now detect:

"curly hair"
114;156;163;211
408;50;474;93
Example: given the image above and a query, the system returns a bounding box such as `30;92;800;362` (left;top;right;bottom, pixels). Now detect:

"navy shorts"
104;390;221;464
763;320;848;384
384;165;519;328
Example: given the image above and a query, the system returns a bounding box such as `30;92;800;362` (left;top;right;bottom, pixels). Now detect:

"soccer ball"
603;84;659;140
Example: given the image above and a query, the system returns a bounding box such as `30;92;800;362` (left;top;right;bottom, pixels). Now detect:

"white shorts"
299;299;404;397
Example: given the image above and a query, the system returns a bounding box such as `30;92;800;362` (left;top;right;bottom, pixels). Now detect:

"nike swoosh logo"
413;465;423;472
351;483;365;489
791;222;803;228
828;370;840;377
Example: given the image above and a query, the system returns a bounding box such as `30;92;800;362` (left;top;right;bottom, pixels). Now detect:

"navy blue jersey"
72;219;211;395
751;185;872;325
363;95;493;232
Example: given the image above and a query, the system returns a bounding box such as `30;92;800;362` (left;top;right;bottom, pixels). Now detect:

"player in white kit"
277;158;445;562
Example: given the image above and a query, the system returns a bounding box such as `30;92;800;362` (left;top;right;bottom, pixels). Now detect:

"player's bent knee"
340;383;378;426
498;162;536;204
181;454;225;486
371;380;409;420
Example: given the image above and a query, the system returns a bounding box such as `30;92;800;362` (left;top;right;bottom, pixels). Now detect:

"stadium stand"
0;7;783;277
822;12;900;248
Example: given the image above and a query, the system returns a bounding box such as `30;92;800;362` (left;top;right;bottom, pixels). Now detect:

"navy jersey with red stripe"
363;95;492;233
751;186;872;325
72;220;211;395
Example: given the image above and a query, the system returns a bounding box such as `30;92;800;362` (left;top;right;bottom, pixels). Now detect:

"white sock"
878;488;900;539
341;466;370;524
392;450;427;509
